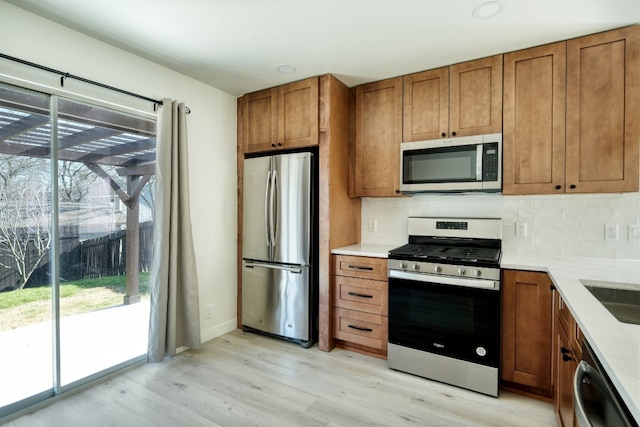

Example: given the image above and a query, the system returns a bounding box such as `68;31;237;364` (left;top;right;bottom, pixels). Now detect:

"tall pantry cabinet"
237;75;361;352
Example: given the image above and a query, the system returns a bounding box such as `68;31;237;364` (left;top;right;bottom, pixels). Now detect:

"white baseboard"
200;318;237;343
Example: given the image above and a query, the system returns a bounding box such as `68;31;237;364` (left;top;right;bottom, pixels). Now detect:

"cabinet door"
555;323;577;427
403;67;449;141
353;77;403;197
566;26;640;193
503;43;566;195
277;77;319;149
501;270;553;395
243;87;277;153
449;55;503;137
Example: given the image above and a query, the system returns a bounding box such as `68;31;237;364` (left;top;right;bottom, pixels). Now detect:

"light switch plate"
629;225;640;241
368;219;377;232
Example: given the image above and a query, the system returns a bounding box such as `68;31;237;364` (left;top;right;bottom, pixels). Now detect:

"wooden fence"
0;222;153;291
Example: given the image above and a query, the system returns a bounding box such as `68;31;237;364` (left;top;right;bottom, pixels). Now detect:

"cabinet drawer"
333;308;388;350
334;255;388;281
334;276;388;315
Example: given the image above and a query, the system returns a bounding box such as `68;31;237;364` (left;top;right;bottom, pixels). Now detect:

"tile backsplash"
360;192;640;260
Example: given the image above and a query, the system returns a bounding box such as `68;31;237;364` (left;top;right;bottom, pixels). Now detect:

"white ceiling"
6;0;640;96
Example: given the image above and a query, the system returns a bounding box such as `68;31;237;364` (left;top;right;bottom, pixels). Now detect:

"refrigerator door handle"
264;170;271;248
270;170;277;251
244;261;303;274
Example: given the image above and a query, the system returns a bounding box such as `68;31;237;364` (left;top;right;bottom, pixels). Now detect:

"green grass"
0;272;151;310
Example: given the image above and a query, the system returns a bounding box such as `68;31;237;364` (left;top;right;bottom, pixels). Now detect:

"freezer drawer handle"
348;291;373;299
348;324;373;332
348;265;373;271
244;262;303;274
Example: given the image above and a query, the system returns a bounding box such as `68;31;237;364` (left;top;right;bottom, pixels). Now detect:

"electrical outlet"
515;222;527;237
205;304;213;319
629;225;640;241
605;224;618;241
368;219;377;232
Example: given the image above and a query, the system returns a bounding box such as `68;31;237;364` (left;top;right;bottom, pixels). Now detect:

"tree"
58;161;99;202
0;158;51;290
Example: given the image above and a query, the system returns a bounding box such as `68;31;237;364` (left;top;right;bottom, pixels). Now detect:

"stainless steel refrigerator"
242;151;314;347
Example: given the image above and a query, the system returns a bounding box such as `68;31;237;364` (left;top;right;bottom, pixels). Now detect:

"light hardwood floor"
6;330;557;427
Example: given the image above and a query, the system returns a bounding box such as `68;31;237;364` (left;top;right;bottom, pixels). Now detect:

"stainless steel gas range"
387;217;502;397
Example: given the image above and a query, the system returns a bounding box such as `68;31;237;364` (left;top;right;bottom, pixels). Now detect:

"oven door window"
388;277;500;367
403;144;479;184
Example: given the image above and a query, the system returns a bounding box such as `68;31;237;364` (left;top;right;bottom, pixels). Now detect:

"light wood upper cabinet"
242;87;277;153
503;42;566;194
352;77;403;197
403;55;502;142
504;26;640;195
242;77;318;154
566;26;640;193
403;67;449;141
449;55;503;138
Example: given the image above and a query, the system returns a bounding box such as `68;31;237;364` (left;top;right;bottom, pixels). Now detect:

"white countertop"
331;243;398;258
332;244;640;422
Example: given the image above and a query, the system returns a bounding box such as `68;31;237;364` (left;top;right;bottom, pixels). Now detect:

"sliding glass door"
0;83;156;418
0;84;54;411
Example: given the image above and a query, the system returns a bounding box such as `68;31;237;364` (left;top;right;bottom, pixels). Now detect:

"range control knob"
434;265;443;273
413;264;420;271
473;270;482;277
458;268;467;276
400;262;408;270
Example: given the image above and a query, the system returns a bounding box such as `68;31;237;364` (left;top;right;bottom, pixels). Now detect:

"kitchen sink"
579;279;640;325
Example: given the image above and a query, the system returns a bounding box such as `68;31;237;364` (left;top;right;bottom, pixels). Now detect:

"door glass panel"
56;98;155;386
0;84;53;411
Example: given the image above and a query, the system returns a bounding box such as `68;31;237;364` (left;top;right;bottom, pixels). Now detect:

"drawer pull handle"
348;292;373;299
348;324;373;332
348;265;373;271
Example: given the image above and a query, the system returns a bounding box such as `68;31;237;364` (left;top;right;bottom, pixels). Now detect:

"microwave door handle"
476;144;483;181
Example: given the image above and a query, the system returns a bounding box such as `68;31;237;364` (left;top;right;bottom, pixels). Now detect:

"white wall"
361;193;640;260
0;2;238;342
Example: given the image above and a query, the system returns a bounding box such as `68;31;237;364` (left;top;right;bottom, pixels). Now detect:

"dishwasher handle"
573;360;633;427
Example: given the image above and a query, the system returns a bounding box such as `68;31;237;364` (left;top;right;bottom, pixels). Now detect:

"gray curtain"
147;99;201;363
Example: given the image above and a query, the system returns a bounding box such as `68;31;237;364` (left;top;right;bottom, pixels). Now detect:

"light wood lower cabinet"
554;291;582;427
501;270;554;398
332;255;388;357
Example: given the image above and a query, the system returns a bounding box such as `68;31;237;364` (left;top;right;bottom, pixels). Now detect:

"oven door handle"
389;270;499;290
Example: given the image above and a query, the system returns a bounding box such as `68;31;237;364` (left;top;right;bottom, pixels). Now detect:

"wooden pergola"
0;85;156;304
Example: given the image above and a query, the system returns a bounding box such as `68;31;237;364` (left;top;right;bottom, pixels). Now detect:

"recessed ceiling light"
472;1;504;19
276;64;296;74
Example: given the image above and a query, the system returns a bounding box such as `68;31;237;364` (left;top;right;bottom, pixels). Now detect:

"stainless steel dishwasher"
573;340;637;427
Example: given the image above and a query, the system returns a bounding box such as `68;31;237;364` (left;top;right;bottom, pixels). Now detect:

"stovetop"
389;243;501;267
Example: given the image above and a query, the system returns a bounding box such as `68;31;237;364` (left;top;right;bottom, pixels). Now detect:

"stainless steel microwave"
400;133;502;193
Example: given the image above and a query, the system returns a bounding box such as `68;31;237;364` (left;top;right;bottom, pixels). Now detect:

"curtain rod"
0;52;171;109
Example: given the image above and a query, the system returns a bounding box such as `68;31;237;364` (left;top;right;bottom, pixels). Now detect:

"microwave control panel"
482;143;499;181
